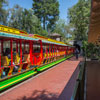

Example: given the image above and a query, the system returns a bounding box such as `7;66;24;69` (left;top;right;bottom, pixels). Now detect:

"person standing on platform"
75;47;79;59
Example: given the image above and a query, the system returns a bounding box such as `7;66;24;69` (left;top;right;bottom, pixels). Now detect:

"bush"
83;42;100;59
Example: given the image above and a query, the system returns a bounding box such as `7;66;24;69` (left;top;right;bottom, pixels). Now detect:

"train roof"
0;25;71;46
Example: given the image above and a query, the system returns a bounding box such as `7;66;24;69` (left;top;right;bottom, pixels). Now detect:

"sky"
8;0;78;22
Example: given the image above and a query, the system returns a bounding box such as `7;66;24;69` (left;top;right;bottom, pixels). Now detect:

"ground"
0;56;83;100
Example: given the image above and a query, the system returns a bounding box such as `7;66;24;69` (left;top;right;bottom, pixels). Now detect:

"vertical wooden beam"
40;40;43;54
56;46;57;57
54;45;55;57
10;39;13;66
20;40;22;64
0;41;1;78
39;40;43;59
46;44;48;59
49;44;51;58
1;40;3;54
52;44;53;58
16;40;18;53
67;46;68;55
0;40;1;69
30;41;33;65
24;41;26;53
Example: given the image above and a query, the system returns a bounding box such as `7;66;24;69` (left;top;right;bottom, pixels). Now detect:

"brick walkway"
0;57;83;100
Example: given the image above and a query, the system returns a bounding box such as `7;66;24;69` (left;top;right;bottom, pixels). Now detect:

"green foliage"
8;5;48;36
68;0;91;41
53;19;66;37
0;0;8;25
8;5;23;29
32;0;59;31
53;19;74;43
83;43;100;59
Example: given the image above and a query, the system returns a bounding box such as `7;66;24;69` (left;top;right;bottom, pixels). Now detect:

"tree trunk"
43;17;45;30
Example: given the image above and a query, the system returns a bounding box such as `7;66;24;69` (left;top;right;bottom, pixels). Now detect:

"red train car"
0;25;74;91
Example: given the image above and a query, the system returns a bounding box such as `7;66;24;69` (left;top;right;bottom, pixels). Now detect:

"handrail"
71;62;85;100
71;81;79;100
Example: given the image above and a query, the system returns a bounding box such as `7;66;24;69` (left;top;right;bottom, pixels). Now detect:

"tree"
8;5;48;36
68;0;91;41
32;0;59;31
0;0;8;25
53;19;74;42
8;5;23;29
53;19;66;37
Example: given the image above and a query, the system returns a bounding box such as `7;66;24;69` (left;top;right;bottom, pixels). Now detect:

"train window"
33;41;40;53
68;47;70;49
22;42;29;54
34;46;40;53
25;44;29;54
47;45;51;52
52;45;55;52
3;41;10;56
12;41;19;54
3;41;10;54
42;44;46;53
13;41;16;49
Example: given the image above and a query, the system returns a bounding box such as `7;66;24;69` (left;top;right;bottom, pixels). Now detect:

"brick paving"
0;56;82;100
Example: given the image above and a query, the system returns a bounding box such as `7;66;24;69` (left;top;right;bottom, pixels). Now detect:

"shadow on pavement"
17;65;79;100
17;90;58;100
17;57;81;100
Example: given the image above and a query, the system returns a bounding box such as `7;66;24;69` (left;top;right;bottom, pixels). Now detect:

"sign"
0;25;27;35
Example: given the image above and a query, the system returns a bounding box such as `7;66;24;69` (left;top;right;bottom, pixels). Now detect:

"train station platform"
0;57;83;100
86;61;100;100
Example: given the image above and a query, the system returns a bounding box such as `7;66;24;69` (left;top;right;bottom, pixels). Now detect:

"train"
0;25;74;91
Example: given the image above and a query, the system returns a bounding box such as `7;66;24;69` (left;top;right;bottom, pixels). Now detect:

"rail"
71;62;85;100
